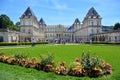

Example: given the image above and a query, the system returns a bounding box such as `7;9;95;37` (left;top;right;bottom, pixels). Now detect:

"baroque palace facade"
0;7;120;42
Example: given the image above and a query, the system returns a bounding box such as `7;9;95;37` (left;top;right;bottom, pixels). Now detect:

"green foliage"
0;14;21;31
40;53;55;69
114;22;120;30
81;52;101;70
0;52;4;56
0;14;12;29
0;14;16;30
80;52;104;77
14;53;28;59
15;21;20;31
90;56;101;67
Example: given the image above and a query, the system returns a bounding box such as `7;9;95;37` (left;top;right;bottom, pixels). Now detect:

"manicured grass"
0;44;120;80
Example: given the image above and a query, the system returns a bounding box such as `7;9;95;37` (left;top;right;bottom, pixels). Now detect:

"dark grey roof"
20;7;36;18
39;18;45;24
102;26;113;28
74;18;80;24
0;29;8;32
102;26;113;32
85;7;101;19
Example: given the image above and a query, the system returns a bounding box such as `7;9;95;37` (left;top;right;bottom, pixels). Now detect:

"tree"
0;14;16;30
0;14;13;28
15;21;20;31
114;22;120;30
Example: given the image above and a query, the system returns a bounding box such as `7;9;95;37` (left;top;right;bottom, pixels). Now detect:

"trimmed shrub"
85;41;120;45
0;42;49;46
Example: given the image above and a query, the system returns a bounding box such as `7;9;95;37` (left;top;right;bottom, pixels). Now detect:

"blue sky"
0;0;120;26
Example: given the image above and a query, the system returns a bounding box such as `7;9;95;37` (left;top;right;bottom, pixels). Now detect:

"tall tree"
114;22;120;30
0;14;15;30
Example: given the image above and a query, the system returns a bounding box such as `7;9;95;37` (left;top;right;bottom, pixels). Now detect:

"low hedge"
85;41;120;45
0;42;49;46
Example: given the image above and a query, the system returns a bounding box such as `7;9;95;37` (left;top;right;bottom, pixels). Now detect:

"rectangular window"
0;36;3;42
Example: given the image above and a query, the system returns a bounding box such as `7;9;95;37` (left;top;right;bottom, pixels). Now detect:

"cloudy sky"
0;0;120;26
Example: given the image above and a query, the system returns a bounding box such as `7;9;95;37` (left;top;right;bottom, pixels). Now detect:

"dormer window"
88;16;91;18
93;16;96;18
28;13;31;16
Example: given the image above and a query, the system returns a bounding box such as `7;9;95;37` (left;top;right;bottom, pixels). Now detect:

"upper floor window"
97;21;99;25
91;29;94;34
22;20;25;25
97;29;99;33
28;29;31;34
28;20;31;25
23;29;25;33
91;20;93;26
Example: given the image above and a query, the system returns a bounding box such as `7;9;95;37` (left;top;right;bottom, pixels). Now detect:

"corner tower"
20;7;45;42
20;7;39;35
73;18;81;30
82;7;102;34
39;18;46;30
83;7;102;28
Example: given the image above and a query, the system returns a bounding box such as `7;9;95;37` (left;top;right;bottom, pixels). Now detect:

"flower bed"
0;52;113;78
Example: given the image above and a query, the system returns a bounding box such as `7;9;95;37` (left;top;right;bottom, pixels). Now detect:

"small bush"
68;62;86;77
80;52;112;77
40;53;55;71
55;62;68;75
0;52;5;56
81;52;101;71
14;53;28;60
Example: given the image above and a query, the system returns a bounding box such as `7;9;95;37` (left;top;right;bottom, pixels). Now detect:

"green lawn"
0;44;120;80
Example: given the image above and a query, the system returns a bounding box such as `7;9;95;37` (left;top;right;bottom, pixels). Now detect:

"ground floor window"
0;36;3;42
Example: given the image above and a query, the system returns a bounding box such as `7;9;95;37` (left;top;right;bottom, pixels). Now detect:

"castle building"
19;7;102;43
0;7;120;42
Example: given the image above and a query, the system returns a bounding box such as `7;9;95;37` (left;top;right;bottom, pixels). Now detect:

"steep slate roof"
39;18;45;24
20;7;36;18
74;18;80;24
85;7;101;19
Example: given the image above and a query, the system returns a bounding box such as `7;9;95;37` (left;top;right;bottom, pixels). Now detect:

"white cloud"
50;0;68;10
23;0;74;11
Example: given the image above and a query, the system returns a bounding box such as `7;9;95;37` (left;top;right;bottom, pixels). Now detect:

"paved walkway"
0;45;31;49
0;44;54;49
0;43;87;49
